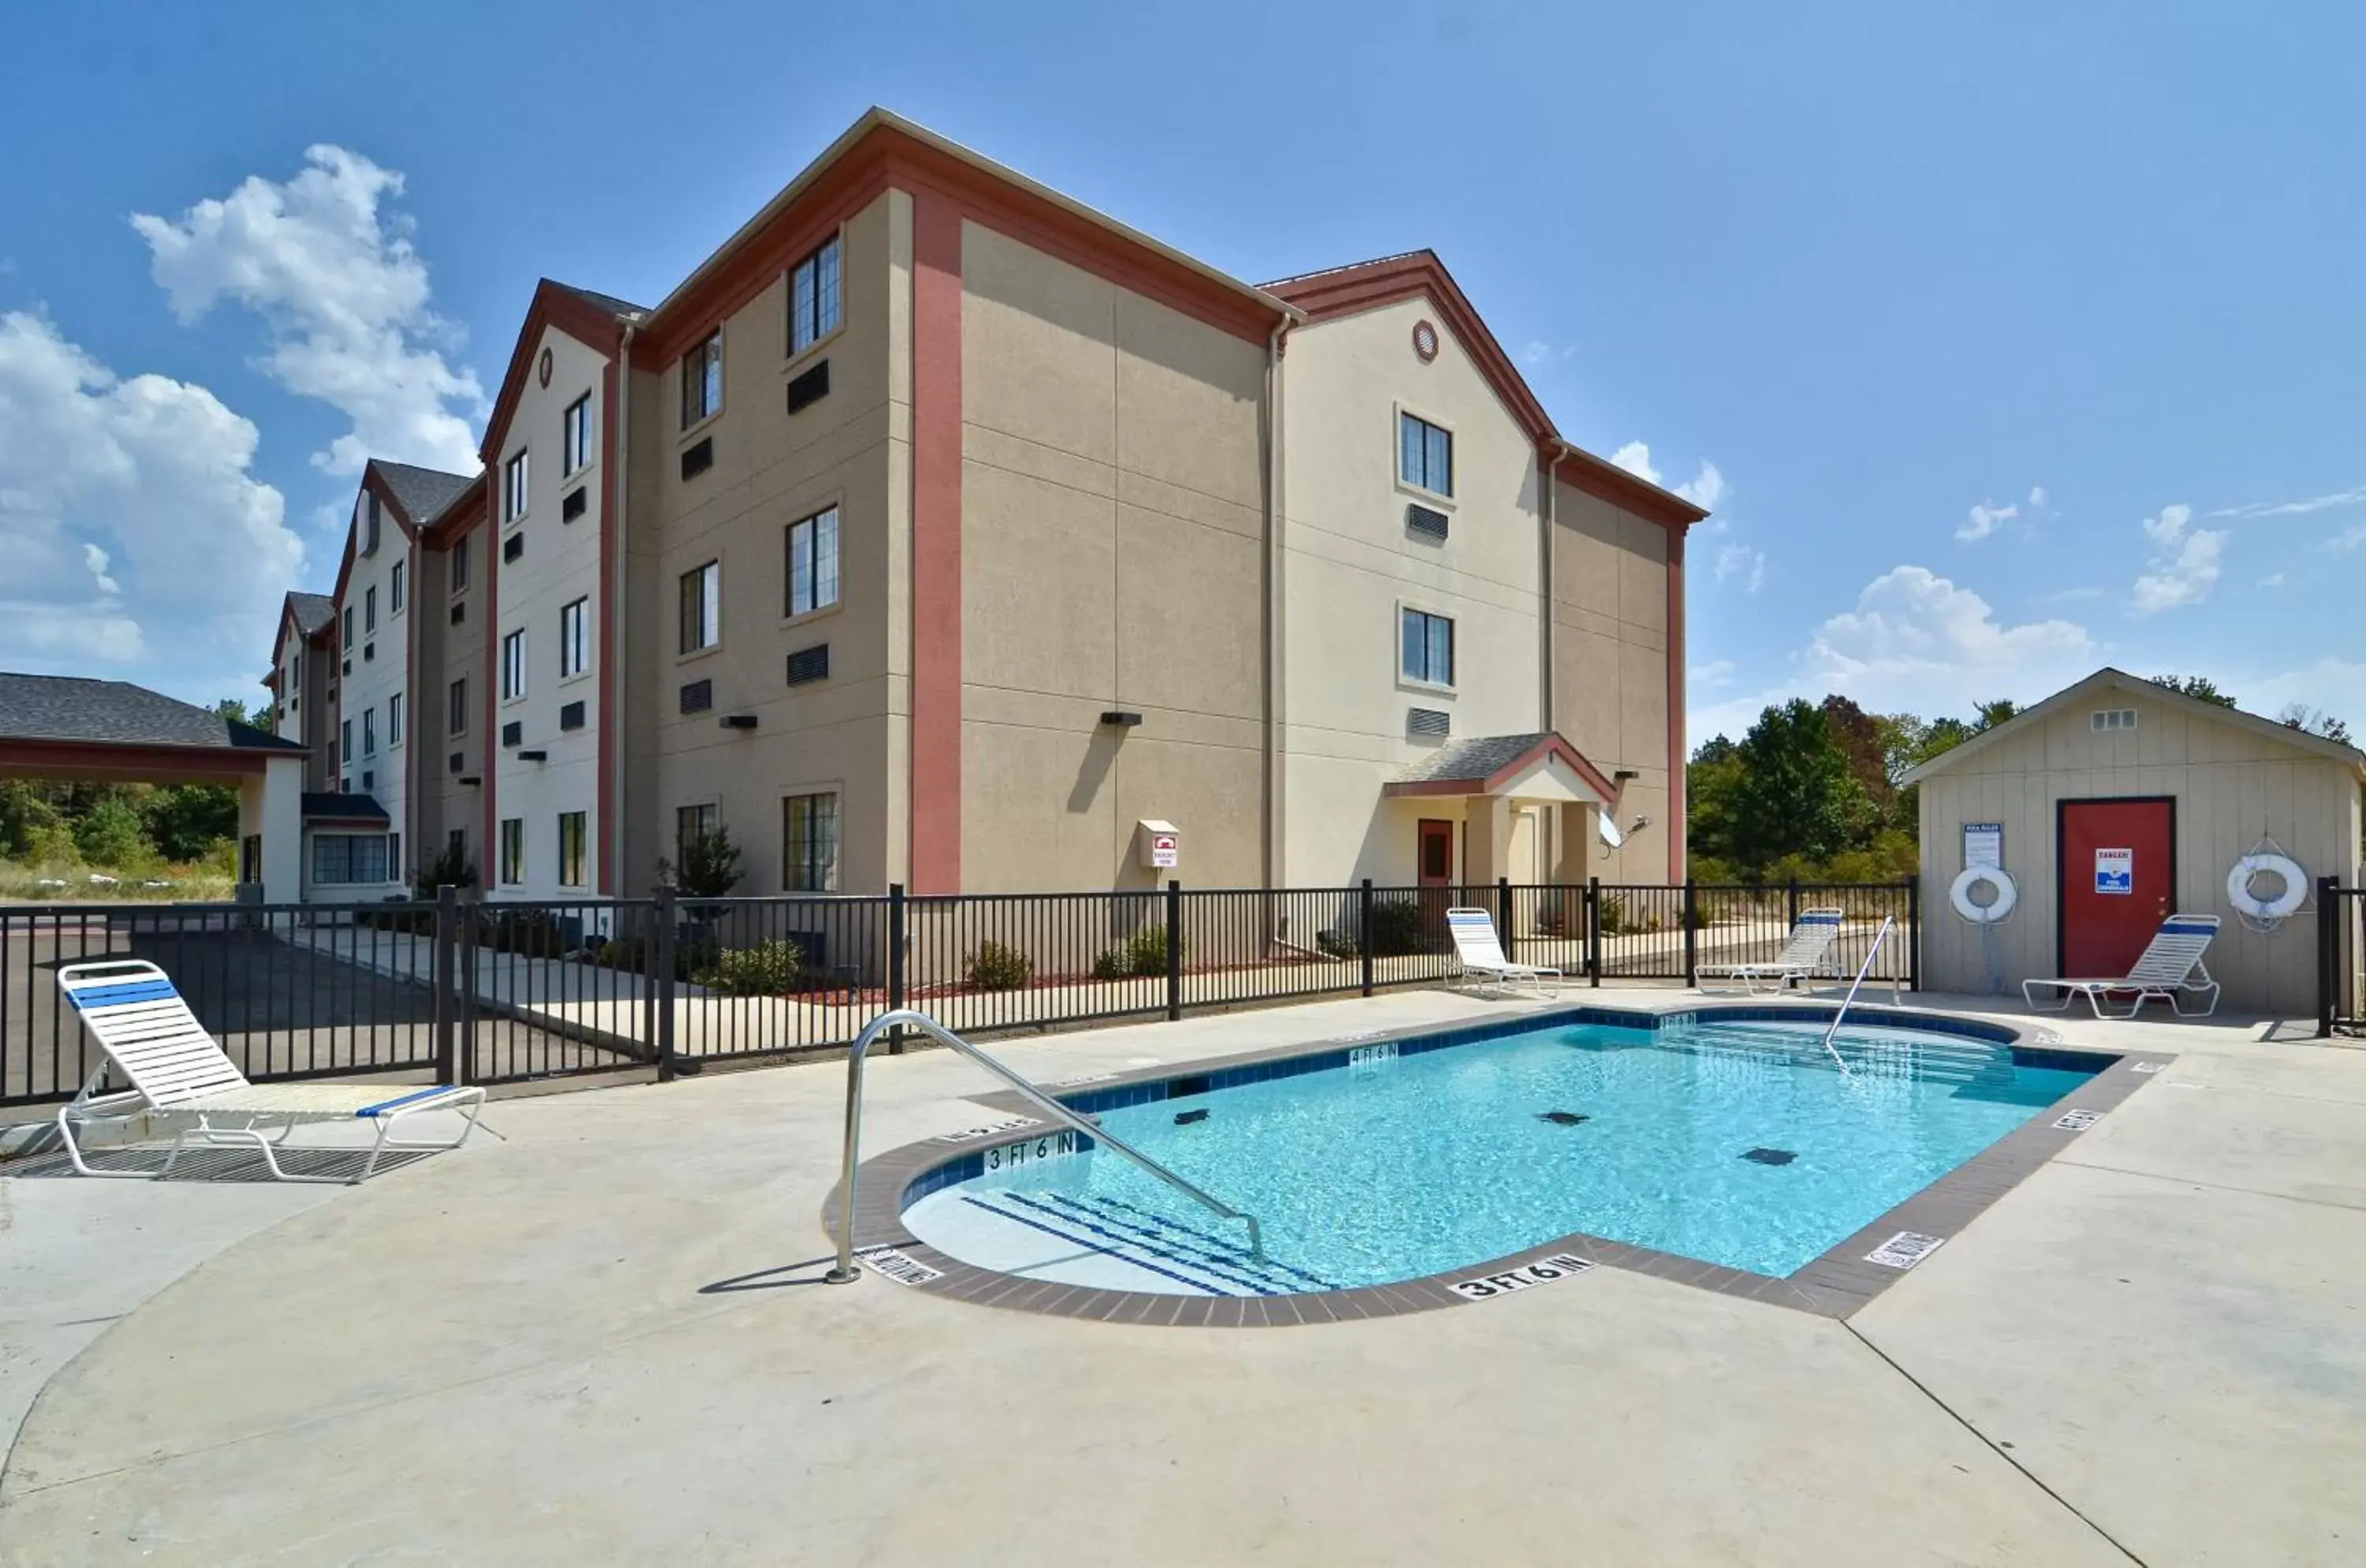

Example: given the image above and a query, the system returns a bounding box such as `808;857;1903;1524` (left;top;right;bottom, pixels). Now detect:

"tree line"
1688;676;2350;883
0;699;256;885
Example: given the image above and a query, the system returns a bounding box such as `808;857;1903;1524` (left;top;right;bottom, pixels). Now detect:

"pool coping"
820;999;2174;1326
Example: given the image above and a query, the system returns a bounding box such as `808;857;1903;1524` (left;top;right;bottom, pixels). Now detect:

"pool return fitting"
825;1008;1265;1285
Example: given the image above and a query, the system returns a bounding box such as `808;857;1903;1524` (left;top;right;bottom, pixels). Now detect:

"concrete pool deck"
2;987;2360;1565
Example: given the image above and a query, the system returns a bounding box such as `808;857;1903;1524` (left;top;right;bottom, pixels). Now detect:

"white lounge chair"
1445;908;1563;998
2022;915;2222;1018
1695;908;1855;995
54;959;486;1183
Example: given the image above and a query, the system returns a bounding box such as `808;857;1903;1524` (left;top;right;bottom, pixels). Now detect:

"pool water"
901;1016;2099;1294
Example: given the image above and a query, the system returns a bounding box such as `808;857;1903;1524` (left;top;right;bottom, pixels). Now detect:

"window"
387;692;403;747
557;812;587;888
786;506;840;617
390;560;405;613
560;596;590;678
451;536;471;591
447;677;469;737
680;560;721;652
362;707;376;756
311;833;390;886
2092;708;2139;732
341;775;352;794
503;449;529;523
681;330;723;427
789;234;843;355
388;832;401;880
502;629;527;700
498;818;524;886
364;492;382;554
364;584;377;633
1401;607;1454;686
783;792;839;892
677;803;718;864
1398;411;1454;498
343;605;355;647
341;717;353;764
446;827;467;864
562;394;592;476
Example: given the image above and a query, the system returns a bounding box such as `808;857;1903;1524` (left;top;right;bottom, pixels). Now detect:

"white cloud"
1605;439;1722;516
1690;565;2095;742
1957;498;2020;542
1715;543;1766;593
1608;441;1659;485
0;309;299;678
2210;483;2366;520
2259;571;2286;588
1691;659;1736;686
132;145;483;476
2028;485;2047;508
2131;502;2227;614
2326;522;2366;551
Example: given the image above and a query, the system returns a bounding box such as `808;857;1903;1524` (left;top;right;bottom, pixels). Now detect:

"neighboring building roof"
1900;666;2366;786
302;791;390;823
1385;731;1621;803
0;674;303;752
288;592;336;637
371;460;478;528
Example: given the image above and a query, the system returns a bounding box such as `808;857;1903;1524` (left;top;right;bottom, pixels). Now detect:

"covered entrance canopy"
0;674;308;902
1382;731;1622;887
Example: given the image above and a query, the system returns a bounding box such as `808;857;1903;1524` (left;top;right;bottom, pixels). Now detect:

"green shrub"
694;939;802;995
475;909;569;958
663;827;744;900
74;797;150;869
1368;898;1431;957
1122;925;1179;976
1090;947;1133;980
963;939;1033;991
1315;927;1360;960
1597;891;1630;936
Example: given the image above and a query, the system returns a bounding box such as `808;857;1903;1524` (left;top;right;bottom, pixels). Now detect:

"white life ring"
2227;853;2307;920
1950;864;2017;924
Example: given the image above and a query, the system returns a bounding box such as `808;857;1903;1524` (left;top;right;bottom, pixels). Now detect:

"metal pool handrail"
1816;915;1896;1075
825;1008;1263;1284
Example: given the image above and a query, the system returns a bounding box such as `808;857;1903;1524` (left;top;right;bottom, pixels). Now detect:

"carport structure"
0;674;308;901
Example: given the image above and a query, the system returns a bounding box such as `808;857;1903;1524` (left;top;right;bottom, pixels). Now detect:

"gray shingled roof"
371;461;477;527
288;592;335;636
554;281;649;321
303;791;390;822
1395;732;1556;783
0;674;303;752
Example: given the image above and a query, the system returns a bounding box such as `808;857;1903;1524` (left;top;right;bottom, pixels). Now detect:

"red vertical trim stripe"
1665;530;1686;883
909;192;965;893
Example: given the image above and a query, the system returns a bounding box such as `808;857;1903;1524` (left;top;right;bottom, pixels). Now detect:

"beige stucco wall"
1549;477;1674;884
957;221;1269;894
1277;293;1547;887
1917;685;2364;1014
412;524;486;879
640;191;902;895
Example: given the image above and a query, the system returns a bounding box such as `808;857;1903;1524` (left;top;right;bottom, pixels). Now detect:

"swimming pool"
894;1009;2111;1301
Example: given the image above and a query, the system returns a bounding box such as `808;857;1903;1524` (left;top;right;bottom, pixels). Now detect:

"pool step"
957;1190;1328;1297
1669;1025;2017;1088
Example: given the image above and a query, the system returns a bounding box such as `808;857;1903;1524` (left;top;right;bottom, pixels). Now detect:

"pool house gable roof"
1382;731;1621;804
1899;666;2366;786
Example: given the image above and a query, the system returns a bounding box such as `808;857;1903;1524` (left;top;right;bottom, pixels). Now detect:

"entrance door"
2058;797;2175;977
1416;819;1454;888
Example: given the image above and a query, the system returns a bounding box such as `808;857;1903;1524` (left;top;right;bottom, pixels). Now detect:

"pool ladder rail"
1816;915;1896;1077
826;1008;1265;1285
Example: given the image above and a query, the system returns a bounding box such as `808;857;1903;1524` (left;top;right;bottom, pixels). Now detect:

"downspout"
1262;316;1289;892
1540;445;1557;732
610;321;636;898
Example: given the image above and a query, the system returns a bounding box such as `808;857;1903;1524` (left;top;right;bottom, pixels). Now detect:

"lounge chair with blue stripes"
2022;914;2222;1018
1695;908;1853;995
1445;908;1564;998
53;958;486;1182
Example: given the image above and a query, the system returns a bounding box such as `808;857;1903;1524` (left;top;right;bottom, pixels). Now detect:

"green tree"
74;796;150;868
141;785;240;862
2148;674;2237;708
1726;699;1874;870
2278;703;2354;745
1685;736;1746;868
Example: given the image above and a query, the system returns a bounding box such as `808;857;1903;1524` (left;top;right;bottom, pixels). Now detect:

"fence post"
888;883;908;1055
1166;879;1183;1021
1497;876;1513;962
456;894;479;1086
1905;874;1922;994
653;886;677;1081
1360;879;1375;998
1586;877;1602;987
2320;875;2340;1038
1786;876;1800;931
1681;879;1698;988
432;884;457;1085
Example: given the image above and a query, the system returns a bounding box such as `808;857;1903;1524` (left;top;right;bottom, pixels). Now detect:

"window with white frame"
557;811;588;888
789;235;843;355
341;717;353;764
364;584;377;633
362;707;376;756
390;559;406;613
503;449;530;523
563;394;592;476
448;678;468;737
786;506;839;617
783;791;839;892
560;596;590;678
676;803;718;864
387;692;403;747
343;605;355;647
364;491;382;554
312;833;390;886
681;331;723;427
498;818;524;885
502;629;526;700
680;560;721;653
1400;607;1455;686
451;535;470;592
1398;411;1454;498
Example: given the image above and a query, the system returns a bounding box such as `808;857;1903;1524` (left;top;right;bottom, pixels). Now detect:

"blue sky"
2;1;2358;742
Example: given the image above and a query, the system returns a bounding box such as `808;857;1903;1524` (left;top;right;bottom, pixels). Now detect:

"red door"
2058;797;2174;977
1416;819;1454;887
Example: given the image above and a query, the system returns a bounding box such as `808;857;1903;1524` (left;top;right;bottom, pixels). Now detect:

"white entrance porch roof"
1379;731;1620;805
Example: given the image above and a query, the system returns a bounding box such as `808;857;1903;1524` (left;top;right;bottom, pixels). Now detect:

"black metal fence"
2319;878;2364;1036
2;877;1920;1108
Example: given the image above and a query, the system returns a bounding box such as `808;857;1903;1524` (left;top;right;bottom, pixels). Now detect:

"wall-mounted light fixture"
517;749;548;763
1099;711;1143;729
719;714;759;730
